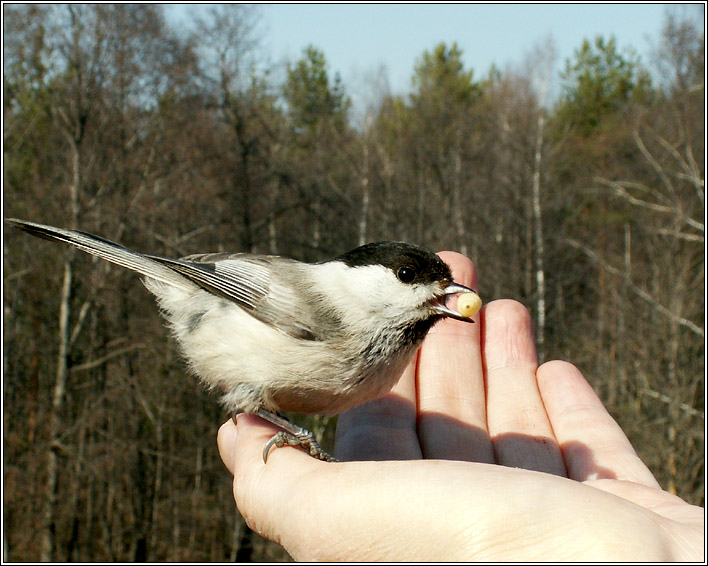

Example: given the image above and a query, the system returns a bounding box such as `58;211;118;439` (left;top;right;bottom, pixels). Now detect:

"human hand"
218;253;704;561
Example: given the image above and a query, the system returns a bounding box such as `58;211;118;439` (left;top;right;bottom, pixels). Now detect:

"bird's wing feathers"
149;254;326;341
147;254;270;309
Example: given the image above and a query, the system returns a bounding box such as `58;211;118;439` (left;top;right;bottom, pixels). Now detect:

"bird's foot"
256;408;337;463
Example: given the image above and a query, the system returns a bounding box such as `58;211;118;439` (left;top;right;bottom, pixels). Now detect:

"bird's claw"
263;430;336;463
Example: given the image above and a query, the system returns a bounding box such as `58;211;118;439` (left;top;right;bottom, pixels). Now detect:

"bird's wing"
147;253;329;341
7;219;329;341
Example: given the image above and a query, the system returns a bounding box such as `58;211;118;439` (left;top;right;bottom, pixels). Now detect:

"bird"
7;218;480;461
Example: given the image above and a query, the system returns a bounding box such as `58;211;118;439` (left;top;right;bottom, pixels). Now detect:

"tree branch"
566;238;704;338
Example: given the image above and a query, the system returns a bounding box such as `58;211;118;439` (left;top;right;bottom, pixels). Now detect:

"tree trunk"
531;64;549;361
40;138;80;561
531;115;546;360
452;149;468;256
358;141;370;246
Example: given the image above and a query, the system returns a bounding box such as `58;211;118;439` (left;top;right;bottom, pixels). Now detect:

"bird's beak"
431;283;478;322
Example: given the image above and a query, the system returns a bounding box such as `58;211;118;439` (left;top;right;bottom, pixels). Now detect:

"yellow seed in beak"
457;292;482;318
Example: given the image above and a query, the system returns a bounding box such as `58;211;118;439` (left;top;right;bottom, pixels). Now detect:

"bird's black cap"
330;241;453;287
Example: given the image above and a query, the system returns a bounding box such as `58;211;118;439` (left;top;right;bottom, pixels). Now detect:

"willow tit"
8;219;478;461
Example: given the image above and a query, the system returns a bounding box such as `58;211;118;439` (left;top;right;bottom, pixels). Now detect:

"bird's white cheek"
310;262;432;323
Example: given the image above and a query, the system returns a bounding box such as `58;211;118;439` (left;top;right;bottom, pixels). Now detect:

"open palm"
219;252;704;561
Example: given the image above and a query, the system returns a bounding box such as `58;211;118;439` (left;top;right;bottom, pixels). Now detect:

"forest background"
2;4;704;562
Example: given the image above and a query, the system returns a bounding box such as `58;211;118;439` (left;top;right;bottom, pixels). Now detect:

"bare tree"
526;36;557;360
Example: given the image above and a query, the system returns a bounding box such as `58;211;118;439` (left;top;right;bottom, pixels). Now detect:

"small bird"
8;219;479;461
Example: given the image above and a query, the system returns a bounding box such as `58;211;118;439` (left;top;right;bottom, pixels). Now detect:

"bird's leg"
255;408;336;463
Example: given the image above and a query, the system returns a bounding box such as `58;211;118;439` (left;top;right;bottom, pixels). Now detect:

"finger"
537;361;661;487
483;300;566;476
217;419;238;475
233;416;491;562
416;252;493;462
230;413;325;555
232;415;448;562
334;359;422;461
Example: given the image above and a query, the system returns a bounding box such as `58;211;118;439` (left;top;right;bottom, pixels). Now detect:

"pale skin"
218;252;704;561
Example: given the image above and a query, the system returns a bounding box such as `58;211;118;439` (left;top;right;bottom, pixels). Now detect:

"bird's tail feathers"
7;218;192;289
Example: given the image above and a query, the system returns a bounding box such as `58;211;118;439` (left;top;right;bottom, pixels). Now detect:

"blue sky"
169;3;704;111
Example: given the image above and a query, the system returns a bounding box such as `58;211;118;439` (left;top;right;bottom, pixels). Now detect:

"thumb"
217;419;238;475
223;413;326;553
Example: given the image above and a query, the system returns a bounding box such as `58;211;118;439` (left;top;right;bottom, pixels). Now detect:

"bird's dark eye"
397;266;417;284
